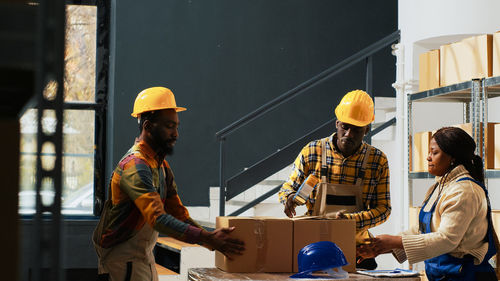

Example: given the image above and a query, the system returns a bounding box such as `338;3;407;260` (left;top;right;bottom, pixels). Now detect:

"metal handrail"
215;30;400;140
366;117;396;139
227;117;397;216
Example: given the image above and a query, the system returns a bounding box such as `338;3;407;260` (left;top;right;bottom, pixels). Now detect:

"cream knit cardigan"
393;165;489;265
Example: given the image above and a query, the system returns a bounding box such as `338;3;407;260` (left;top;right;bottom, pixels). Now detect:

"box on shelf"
452;123;497;169
409;207;420;230
292;217;356;273
440;34;493;86
492;211;500;242
412;131;432;172
419;49;440;91
495;124;500;169
215;216;293;273
494;31;500;77
491;210;500;277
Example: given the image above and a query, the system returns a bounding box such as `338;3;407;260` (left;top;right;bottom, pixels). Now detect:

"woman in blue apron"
358;127;498;281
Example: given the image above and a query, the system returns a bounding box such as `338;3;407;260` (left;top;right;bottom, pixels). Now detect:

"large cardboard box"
292;218;356;273
412;131;432;172
419;49;440;91
440;34;493;86
494;31;500;77
215;217;293;273
452;123;497;169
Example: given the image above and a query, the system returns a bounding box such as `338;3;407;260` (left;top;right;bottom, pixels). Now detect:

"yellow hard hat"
334;90;374;127
131;87;186;118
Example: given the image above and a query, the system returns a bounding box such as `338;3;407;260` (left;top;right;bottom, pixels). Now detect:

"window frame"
69;0;111;217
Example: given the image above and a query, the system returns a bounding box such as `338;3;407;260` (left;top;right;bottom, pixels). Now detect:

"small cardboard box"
215;216;293;273
292;218;356;273
452;123;497;169
412;131;432;172
419;49;440;91
492;211;500;242
440;34;493;86
495;123;500;169
409;207;420;230
494;31;500;77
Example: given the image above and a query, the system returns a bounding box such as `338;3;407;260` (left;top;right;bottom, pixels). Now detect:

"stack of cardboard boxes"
215;216;356;273
419;31;500;92
414;31;500;172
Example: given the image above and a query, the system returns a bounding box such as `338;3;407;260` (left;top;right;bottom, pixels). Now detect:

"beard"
156;139;175;156
151;129;175;156
164;143;174;155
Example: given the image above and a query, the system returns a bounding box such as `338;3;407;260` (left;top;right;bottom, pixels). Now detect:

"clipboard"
356;268;419;278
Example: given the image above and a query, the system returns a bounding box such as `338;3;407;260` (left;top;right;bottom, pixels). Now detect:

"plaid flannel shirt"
279;133;391;232
93;140;202;249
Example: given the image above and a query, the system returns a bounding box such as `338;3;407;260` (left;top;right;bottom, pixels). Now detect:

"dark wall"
109;0;397;205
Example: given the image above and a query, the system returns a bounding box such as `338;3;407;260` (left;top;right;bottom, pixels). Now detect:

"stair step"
155;263;178;275
259;179;285;186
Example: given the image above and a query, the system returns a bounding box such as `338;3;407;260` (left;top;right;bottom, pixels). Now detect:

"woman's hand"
357;243;378;260
357;234;403;263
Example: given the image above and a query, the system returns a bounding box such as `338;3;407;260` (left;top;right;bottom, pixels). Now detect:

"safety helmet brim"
290;266;349;279
335;110;374;127
131;106;186;118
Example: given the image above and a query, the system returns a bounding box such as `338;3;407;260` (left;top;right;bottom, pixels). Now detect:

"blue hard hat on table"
290;241;348;279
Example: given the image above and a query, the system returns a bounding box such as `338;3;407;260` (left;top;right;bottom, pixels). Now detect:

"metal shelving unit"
407;76;500;206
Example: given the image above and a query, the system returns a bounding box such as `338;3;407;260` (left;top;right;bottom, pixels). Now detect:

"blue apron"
419;177;497;281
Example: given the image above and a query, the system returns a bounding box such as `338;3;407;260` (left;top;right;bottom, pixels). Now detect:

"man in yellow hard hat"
278;89;391;270
93;87;245;281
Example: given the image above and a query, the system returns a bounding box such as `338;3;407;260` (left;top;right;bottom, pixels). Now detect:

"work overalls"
94;164;167;281
419;177;497;281
312;138;372;243
95;223;159;281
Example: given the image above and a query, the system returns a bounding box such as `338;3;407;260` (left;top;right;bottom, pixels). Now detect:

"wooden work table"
188;268;422;281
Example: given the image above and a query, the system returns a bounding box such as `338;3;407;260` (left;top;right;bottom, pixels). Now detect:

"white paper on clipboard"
356;268;419;278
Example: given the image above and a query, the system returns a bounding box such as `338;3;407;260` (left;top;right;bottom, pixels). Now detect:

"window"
19;3;105;216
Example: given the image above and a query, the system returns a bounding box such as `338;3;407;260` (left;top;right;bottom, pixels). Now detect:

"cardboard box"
452;123;497;169
494;31;500;77
292;218;356;273
440;34;493;86
215;217;293;273
419;49;440;91
492;211;500;242
491;210;500;278
409;207;420;230
412;131;432;172
495;123;500;169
